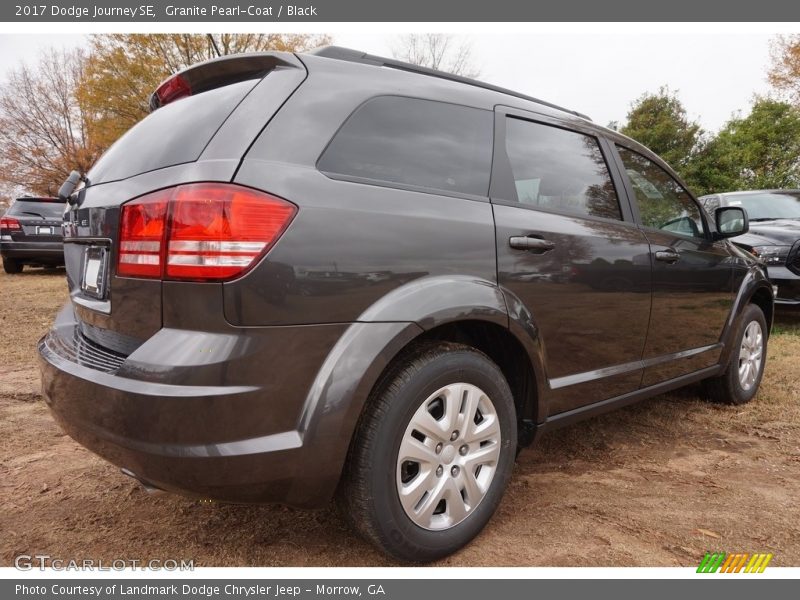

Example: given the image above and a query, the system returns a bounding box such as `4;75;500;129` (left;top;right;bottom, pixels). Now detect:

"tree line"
615;35;800;196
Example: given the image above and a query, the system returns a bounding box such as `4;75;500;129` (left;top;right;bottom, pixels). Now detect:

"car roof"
701;189;800;199
309;46;593;121
299;47;659;167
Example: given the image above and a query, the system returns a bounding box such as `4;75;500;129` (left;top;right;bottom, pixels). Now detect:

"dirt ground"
1;268;799;567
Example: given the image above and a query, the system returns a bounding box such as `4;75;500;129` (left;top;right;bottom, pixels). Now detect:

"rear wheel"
703;303;767;405
339;342;517;562
2;258;22;274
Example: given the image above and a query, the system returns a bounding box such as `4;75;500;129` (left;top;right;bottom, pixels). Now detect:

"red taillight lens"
117;184;296;282
118;191;169;278
166;184;296;280
0;217;21;231
154;75;191;107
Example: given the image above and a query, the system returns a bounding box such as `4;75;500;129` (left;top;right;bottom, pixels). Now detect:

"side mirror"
58;170;83;204
715;206;749;238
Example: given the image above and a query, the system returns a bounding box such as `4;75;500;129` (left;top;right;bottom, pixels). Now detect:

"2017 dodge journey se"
39;47;775;562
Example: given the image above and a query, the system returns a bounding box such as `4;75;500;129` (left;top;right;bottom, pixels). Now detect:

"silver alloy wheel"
396;382;502;531
738;320;764;391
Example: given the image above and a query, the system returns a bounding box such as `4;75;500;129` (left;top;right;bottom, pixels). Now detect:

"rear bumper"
1;240;64;261
38;303;351;507
767;265;800;306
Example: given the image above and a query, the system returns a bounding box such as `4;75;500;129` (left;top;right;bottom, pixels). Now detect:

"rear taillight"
0;217;21;231
118;183;296;282
118;192;168;278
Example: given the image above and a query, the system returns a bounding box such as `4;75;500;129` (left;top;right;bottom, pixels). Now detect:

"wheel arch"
298;276;546;504
719;265;775;366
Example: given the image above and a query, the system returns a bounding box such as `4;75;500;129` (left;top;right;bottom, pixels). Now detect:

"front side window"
318;96;493;197
617;146;705;239
503;117;622;220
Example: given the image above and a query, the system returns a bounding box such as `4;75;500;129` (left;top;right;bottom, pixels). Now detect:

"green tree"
620;87;702;173
695;98;800;193
77;34;330;152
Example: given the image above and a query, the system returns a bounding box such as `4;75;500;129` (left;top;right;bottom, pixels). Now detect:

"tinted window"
617;146;704;238
88;79;259;185
318;97;493;197
7;200;65;218
504;118;621;220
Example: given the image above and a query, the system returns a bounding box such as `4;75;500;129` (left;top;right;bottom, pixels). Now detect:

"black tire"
338;341;517;562
2;258;22;274
703;303;767;405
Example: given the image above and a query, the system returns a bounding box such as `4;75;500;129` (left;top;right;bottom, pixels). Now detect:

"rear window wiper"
19;211;45;218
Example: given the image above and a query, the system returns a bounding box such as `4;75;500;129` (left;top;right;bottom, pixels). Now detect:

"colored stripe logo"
697;552;773;573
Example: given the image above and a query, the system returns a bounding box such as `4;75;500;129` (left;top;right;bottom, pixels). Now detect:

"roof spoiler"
309;46;592;122
148;52;300;112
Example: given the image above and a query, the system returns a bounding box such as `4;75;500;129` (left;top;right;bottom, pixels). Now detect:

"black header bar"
3;0;800;22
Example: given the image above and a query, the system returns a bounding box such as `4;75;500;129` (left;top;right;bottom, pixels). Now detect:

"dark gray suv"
1;196;65;273
39;47;774;562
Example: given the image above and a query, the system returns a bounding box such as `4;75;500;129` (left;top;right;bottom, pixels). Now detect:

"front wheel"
339;342;517;562
703;303;767;405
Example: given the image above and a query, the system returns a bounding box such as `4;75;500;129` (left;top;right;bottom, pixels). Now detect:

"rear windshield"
7;200;65;218
88;78;259;184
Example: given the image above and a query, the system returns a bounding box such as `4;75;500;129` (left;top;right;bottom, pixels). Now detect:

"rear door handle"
655;249;680;263
509;236;556;253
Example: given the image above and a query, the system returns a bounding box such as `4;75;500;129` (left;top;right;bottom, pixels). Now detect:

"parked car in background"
700;190;800;306
0;196;65;274
39;47;774;562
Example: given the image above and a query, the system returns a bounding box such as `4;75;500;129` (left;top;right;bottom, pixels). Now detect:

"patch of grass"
772;310;800;336
773;323;800;336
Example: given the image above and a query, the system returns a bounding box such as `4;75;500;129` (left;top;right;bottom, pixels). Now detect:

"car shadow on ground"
7;266;65;277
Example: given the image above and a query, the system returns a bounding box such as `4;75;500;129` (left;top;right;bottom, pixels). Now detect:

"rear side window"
503;117;622;220
318;96;493;197
7;200;65;218
88;79;259;185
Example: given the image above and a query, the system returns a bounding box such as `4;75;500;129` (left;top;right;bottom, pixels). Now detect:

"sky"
0;32;777;133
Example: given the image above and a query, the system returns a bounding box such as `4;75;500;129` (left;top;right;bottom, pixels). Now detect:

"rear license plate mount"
36;226;53;235
81;246;107;299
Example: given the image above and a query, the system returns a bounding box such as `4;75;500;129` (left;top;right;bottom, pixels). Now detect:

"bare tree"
391;34;480;78
0;48;99;196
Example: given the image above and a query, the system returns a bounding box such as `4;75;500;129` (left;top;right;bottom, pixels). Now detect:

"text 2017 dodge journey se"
39;47;774;562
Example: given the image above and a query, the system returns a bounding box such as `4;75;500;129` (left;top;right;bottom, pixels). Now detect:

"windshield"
727;192;800;220
7;200;65;218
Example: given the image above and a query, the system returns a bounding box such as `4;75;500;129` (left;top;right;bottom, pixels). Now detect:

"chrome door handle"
509;236;556;253
655;249;680;263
